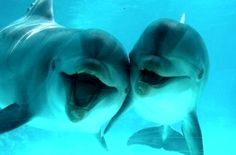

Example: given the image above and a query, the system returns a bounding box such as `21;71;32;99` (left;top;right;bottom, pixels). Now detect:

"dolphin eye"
140;69;170;86
198;69;204;80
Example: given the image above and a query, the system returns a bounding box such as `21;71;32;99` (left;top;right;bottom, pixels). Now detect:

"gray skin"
0;0;129;146
128;19;209;155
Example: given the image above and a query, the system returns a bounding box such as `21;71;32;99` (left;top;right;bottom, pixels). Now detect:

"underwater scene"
0;0;236;155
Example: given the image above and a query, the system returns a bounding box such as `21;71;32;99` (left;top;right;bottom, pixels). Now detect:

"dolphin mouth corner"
63;72;117;122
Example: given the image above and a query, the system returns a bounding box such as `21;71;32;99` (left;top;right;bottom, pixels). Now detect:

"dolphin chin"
129;19;208;155
133;87;196;125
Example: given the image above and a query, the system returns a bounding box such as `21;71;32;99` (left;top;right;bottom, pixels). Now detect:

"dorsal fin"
25;0;54;21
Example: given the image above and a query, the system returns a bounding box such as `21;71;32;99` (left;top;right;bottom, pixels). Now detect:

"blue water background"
0;0;236;154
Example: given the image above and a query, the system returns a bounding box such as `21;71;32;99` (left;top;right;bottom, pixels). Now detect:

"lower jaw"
66;105;88;122
66;91;90;122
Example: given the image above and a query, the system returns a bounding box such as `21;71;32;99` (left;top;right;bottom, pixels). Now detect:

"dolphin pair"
0;0;129;147
0;0;209;154
127;16;209;154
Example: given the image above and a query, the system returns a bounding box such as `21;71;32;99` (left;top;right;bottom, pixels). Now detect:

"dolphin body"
0;0;129;145
128;18;209;155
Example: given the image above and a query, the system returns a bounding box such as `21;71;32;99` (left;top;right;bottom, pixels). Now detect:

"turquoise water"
0;0;236;155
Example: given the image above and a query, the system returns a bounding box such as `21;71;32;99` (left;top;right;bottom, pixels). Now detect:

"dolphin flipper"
163;127;189;155
0;103;30;134
103;91;132;135
128;126;190;154
98;91;132;150
97;133;108;150
182;112;204;155
127;126;164;148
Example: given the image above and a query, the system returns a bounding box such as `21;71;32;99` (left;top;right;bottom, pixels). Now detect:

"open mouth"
72;73;116;109
139;69;189;88
139;69;171;87
62;72;117;122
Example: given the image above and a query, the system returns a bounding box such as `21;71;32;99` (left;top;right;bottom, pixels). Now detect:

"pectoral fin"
0;103;31;134
99;91;132;150
182;112;204;155
163;127;189;155
97;131;108;150
127;126;164;148
128;126;190;154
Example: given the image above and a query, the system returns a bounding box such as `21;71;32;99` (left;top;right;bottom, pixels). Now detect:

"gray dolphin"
128;18;209;155
0;0;129;146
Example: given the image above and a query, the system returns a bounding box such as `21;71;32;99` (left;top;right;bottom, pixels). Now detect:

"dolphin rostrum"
128;17;209;155
0;0;130;147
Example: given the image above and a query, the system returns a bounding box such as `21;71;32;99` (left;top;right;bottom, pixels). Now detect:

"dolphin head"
46;29;129;132
129;19;209;124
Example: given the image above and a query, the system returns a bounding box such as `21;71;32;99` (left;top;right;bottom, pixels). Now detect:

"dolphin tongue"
74;74;100;108
73;73;112;110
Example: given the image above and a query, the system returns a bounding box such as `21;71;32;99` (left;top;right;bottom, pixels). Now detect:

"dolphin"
128;17;209;155
0;0;130;146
